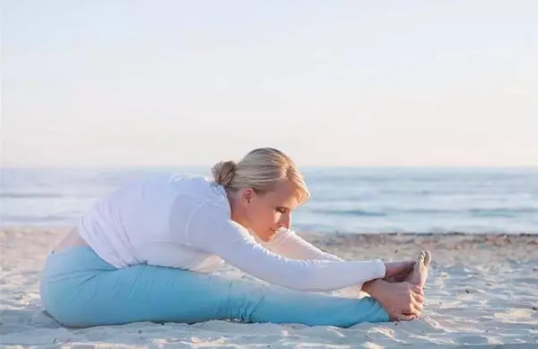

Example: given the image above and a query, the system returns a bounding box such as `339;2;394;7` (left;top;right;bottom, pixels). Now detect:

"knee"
224;279;269;321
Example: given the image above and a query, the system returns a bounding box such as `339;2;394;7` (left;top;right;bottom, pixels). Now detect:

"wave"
0;193;94;199
307;207;537;217
468;208;537;217
0;215;76;224
310;209;387;217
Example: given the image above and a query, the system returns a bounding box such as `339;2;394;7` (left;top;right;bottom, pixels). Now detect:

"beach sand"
1;227;537;348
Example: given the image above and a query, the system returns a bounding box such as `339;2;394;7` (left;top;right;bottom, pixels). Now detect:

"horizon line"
2;164;537;170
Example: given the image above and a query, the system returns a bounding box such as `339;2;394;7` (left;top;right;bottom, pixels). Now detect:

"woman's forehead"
268;181;301;204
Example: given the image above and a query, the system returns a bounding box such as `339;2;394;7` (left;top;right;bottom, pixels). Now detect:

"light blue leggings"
40;246;389;328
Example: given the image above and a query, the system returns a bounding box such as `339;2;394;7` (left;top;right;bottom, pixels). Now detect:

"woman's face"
242;180;301;242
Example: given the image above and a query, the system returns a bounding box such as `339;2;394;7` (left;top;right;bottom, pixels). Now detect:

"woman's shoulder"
164;173;228;207
167;174;231;233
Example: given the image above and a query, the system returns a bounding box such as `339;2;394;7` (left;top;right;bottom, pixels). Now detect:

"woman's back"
78;174;227;269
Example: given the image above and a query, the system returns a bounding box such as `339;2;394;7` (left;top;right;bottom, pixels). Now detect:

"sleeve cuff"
375;259;386;279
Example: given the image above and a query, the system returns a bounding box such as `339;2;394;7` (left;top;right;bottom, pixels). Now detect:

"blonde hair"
211;147;310;204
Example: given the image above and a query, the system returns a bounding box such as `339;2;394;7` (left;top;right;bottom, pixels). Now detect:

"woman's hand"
384;261;415;282
362;279;424;321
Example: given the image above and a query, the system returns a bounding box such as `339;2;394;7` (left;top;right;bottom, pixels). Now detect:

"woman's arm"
185;202;386;292
258;229;370;297
258;230;416;297
259;229;344;262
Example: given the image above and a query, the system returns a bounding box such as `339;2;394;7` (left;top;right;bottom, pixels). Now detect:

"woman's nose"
279;214;291;229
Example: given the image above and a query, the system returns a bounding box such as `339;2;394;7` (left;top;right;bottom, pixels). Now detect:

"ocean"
1;167;537;234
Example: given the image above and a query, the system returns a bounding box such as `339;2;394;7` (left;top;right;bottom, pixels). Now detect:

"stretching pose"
40;147;430;328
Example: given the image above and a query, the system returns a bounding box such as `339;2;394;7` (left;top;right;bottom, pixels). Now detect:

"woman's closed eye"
276;207;288;213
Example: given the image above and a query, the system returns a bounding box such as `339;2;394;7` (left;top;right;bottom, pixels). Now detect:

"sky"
2;0;537;168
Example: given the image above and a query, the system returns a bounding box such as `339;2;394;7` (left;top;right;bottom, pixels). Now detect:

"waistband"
44;245;117;278
48;245;94;258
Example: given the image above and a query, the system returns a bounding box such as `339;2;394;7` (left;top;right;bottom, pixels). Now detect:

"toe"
423;250;431;267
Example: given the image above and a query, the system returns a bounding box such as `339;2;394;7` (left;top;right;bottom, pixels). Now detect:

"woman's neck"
225;187;250;228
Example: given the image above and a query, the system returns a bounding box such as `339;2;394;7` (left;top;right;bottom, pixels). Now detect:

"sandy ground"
1;227;537;348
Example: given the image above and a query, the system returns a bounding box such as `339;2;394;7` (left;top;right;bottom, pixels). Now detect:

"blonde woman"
40;148;429;328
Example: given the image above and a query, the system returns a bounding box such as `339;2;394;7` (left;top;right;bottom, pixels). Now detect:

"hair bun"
211;160;237;187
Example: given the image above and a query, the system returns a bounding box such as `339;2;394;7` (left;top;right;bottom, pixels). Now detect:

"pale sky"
2;0;537;168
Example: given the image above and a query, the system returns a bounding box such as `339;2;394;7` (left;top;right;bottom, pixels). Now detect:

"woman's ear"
241;188;255;204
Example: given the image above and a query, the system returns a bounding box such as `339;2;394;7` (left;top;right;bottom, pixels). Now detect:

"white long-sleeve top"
78;174;386;292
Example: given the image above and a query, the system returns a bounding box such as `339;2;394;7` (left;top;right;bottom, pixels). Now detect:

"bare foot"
406;250;431;288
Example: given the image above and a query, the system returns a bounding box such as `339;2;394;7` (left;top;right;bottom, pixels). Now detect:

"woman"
40;147;430;328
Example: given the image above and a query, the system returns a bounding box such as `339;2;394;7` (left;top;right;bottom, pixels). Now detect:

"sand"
1;227;537;348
